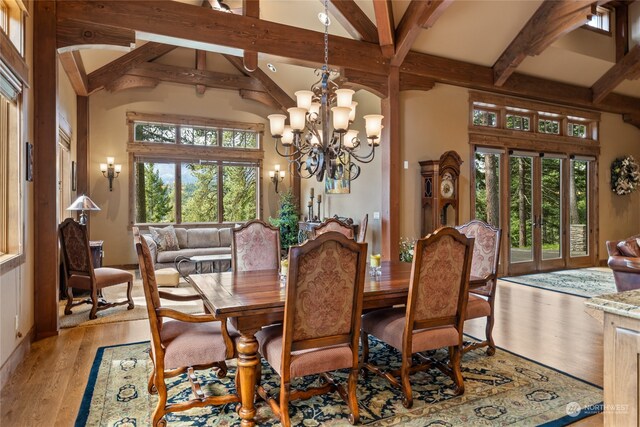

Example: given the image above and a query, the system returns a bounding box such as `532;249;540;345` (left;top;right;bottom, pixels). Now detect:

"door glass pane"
181;163;218;223
135;162;175;223
222;164;257;221
474;152;500;227
570;160;589;257
541;158;562;260
509;156;533;263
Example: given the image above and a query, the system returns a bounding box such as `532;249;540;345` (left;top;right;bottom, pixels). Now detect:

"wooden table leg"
237;330;260;427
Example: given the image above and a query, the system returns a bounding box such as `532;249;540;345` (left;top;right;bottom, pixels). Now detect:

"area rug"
502;267;616;298
59;275;203;329
76;337;602;426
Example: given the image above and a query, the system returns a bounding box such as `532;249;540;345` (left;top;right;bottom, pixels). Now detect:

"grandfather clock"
419;151;463;236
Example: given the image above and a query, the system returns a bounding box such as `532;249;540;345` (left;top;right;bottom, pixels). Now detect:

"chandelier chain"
323;0;329;69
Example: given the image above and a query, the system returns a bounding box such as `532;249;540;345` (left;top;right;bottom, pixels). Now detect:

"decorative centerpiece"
399;237;416;262
611;155;640;195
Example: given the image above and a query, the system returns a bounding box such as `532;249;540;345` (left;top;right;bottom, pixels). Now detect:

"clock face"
440;178;454;198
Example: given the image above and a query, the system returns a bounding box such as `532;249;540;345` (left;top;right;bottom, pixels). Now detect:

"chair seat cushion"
362;307;460;353
94;268;134;288
155;268;180;287
466;294;491;320
160;320;231;370
256;325;353;378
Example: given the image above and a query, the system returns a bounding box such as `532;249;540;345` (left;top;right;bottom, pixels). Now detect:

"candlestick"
316;195;322;221
310;187;314;198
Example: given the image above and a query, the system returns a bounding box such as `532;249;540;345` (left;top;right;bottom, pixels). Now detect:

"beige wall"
88;82;281;266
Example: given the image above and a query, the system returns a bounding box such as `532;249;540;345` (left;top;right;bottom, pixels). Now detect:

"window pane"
473;109;497;127
222;165;257;221
538;119;560;135
474;152;500;227
181;126;217;146
135;162;175;223
570;160;589;257
568;123;587;138
134;122;176;143
541;158;562;260
506;114;530;131
509;156;533;263
181;163;218;223
221;130;259;148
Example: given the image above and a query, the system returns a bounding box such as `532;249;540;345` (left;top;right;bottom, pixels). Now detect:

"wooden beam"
239;89;281;109
223;54;296;112
104;74;159;92
623;113;640;129
492;0;596;87
400;73;435;92
58;50;88;96
0;27;29;84
373;0;395;58
591;45;640;103
381;66;400;262
195;50;207;94
392;0;452;67
76;95;89;198
87;42;177;93
614;2;629;62
56;0;390;75
338;68;387;98
401;50;640;116
56;18;135;50
34;0;59;340
326;0;379;43
243;0;260;72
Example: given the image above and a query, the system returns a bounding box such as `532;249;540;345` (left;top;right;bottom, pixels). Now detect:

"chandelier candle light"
267;0;383;182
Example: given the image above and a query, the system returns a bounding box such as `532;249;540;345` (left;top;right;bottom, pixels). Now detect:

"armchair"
607;235;640;292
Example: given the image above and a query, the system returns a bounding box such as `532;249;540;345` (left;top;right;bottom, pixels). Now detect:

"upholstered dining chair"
232;219;281;272
361;227;474;408
455;220;502;355
58;218;134;320
311;217;355;240
255;232;368;426
357;214;368;243
133;228;240;427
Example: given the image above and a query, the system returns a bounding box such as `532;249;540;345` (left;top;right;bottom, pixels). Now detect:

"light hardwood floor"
1;280;604;426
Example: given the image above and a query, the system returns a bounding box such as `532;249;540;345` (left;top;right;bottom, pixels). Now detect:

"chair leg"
89;288;99;320
280;382;291;427
215;361;228;378
148;371;157;395
126;281;134;310
64;286;74;315
360;331;369;378
485;314;496;356
152;377;168;427
400;352;413;409
449;346;465;396
347;368;360;425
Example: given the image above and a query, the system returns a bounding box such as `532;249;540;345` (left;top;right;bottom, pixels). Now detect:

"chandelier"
267;0;383;182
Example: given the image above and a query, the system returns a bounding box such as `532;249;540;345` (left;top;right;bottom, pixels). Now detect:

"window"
472;108;498;127
585;6;611;33
506;113;531;131
474;150;501;228
0;0;8;34
567;122;587;138
538;118;560;135
128;113;264;225
0;89;21;258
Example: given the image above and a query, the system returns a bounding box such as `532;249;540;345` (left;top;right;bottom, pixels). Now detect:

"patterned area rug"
76;337;602;426
502;267;616;298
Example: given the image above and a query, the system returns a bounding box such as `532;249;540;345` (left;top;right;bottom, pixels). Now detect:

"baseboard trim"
0;326;35;391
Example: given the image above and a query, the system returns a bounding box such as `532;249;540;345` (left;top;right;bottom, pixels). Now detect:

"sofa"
142;227;233;274
606;234;640;292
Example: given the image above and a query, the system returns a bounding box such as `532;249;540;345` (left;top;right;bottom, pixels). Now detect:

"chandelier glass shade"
267;1;383;182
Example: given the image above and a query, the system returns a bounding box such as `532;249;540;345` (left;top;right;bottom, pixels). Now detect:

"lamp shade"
67;195;101;211
309;102;321;119
344;130;359;148
268;114;287;136
294;90;314;111
331;106;351;131
281;126;294;145
364;114;384;138
349;101;358;122
288;107;307;131
335;89;355;108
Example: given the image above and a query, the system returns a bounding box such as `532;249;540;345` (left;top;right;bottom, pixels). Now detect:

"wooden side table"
89;240;104;268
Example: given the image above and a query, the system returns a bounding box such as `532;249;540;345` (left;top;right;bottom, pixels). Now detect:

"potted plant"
269;190;299;256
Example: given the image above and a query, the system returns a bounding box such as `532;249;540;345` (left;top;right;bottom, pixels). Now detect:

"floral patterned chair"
231;219;281;272
455;220;502;355
58;218;134;320
255;232;368;426
361;227;474;408
133;228;240;427
311;217;355;240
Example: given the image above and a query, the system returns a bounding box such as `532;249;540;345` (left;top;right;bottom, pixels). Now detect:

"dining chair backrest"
455;220;501;282
311;218;354;240
357;214;368;243
405;227;474;336
59;218;95;280
232;219;281;272
133;227;164;337
282;232;367;377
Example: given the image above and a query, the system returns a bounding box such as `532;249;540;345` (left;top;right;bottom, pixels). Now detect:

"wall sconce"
100;157;121;191
268;164;285;193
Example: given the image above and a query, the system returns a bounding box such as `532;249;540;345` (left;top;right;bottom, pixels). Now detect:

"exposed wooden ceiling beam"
58;50;88;96
402;50;640;115
126;62;265;91
392;0;452;67
372;0;395;58
56;18;135;50
338;68;435;98
591;44;640;104
223;54;296;112
239;89;282;110
243;0;259;72
326;0;379;43
195;50;207;94
623;113;640;130
57;0;389;75
87;42;177;93
105;75;159;92
492;0;596;87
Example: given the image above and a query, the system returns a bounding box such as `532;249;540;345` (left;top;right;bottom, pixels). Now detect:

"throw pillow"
149;225;180;252
617;238;640;258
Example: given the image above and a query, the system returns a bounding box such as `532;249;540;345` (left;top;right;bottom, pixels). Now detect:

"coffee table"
175;254;232;277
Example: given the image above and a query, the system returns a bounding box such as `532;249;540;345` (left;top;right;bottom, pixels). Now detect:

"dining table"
187;260;486;427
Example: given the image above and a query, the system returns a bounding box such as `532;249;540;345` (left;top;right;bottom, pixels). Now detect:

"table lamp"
67;194;101;225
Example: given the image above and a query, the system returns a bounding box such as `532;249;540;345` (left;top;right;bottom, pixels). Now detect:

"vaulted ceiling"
56;0;640;124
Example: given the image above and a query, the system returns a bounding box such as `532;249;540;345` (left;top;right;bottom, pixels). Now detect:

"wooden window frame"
582;5;613;36
127;112;265;229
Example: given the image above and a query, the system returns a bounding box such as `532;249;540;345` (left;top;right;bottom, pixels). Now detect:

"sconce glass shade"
335;89;355;108
267;114;286;136
364;114;384;138
100;163;108;172
295;90;314;111
106;157;115;165
332;107;351;131
281;126;294;145
288;107;307;131
344;130;359;148
349;101;358;122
